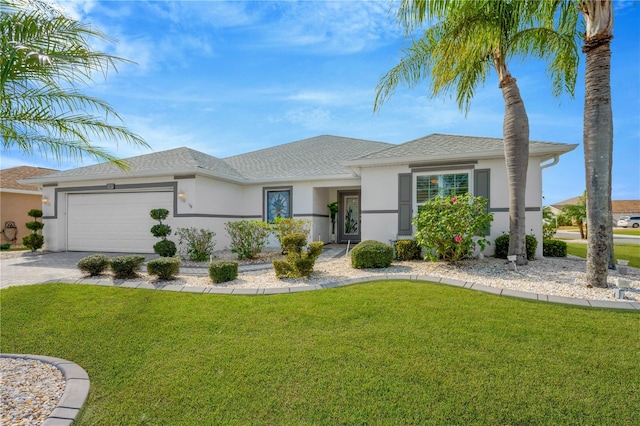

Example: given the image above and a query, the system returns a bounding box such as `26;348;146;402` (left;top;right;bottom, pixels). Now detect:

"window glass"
266;190;291;222
416;173;468;204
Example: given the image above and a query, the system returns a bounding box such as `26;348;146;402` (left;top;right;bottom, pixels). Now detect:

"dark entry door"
338;191;361;243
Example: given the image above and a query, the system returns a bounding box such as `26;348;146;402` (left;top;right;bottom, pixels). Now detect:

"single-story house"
548;197;640;223
23;133;576;257
1;166;58;245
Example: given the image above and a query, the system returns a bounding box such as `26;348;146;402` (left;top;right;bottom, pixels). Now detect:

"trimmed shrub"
271;217;311;253
154;240;177;258
494;234;538;261
225;220;271;260
23;209;44;252
272;234;323;279
78;254;110;276
150;208;176;257
209;261;238;283
351;240;393;269
394;239;421;261
147;257;181;280
110;255;145;279
177;227;216;262
307;241;324;259
543;239;568;258
22;234;44;251
0;243;11;250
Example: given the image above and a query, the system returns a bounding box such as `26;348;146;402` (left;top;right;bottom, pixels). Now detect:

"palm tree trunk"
500;76;530;266
582;1;614;288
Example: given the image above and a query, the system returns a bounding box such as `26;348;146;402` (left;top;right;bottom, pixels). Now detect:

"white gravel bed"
136;254;640;302
0;358;64;426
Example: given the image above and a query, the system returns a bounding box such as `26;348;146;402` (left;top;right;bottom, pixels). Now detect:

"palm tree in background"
578;0;615;287
375;0;579;265
1;0;148;167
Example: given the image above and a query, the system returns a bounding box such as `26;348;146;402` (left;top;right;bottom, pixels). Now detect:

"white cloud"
269;107;338;131
251;1;402;54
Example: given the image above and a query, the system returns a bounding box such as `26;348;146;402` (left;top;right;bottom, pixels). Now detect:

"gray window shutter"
398;173;412;236
474;169;491;235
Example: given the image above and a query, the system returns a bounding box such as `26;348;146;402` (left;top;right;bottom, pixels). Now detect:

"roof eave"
342;144;579;168
19;167;249;186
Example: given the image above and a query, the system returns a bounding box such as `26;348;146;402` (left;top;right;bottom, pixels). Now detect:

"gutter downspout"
540;155;560;169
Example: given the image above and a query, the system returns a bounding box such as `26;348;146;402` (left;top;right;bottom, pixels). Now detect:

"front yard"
1;282;638;424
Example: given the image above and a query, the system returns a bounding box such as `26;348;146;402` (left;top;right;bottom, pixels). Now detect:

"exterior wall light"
178;191;187;202
42;196;50;205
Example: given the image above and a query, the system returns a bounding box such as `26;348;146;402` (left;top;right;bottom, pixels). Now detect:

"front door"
338;191;361;243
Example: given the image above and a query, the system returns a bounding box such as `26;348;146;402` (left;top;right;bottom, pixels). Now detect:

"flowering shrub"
413;194;493;262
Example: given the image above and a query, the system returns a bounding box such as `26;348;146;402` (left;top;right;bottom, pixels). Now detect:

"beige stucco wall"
0;191;44;246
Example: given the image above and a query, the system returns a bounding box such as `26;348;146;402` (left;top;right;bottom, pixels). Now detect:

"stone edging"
0;354;90;426
64;274;640;310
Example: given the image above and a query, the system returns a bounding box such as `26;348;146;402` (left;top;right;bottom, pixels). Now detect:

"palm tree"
375;0;579;265
561;191;587;239
1;0;148;167
578;0;614;287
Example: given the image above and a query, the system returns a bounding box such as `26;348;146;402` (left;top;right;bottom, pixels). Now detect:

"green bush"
153;240;177;258
78;254;110;276
225;220;271;260
110;255;145;279
394;239;421;261
543;239;568;257
209;261;238;283
351;240;393;269
147;257;181;280
272;234;323;279
542;222;557;240
307;241;324;259
0;243;11;250
21;234;44;251
176;227;216;261
150;208;170;222
413;194;493;262
494;234;538;261
150;208;176;257
271;217;311;253
23;209;44;252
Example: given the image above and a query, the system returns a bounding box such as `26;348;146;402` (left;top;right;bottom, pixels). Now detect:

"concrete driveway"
0;251;154;289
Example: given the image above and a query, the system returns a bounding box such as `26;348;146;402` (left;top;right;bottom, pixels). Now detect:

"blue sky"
3;0;639;205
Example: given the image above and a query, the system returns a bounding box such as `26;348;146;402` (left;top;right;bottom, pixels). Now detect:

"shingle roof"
32;147;245;182
550;197;640;214
612;200;640;214
351;133;576;164
0;166;58;191
22;133;577;185
223;135;392;180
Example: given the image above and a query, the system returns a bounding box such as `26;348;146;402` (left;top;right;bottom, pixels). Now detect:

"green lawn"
2;282;639;425
566;242;640;268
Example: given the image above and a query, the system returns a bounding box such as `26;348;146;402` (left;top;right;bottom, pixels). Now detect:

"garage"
67;191;174;253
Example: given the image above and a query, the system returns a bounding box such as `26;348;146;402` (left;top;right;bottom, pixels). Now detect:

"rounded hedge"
209;261;238;283
78;254;110;276
351;240;393;269
494;234;538;261
147;257;181;280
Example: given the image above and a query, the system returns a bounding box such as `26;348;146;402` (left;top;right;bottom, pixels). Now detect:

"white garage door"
67;191;173;253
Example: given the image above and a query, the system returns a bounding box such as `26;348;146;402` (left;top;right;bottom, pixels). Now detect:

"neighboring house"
1;166;58;246
549;197;640;222
23;134;576;257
